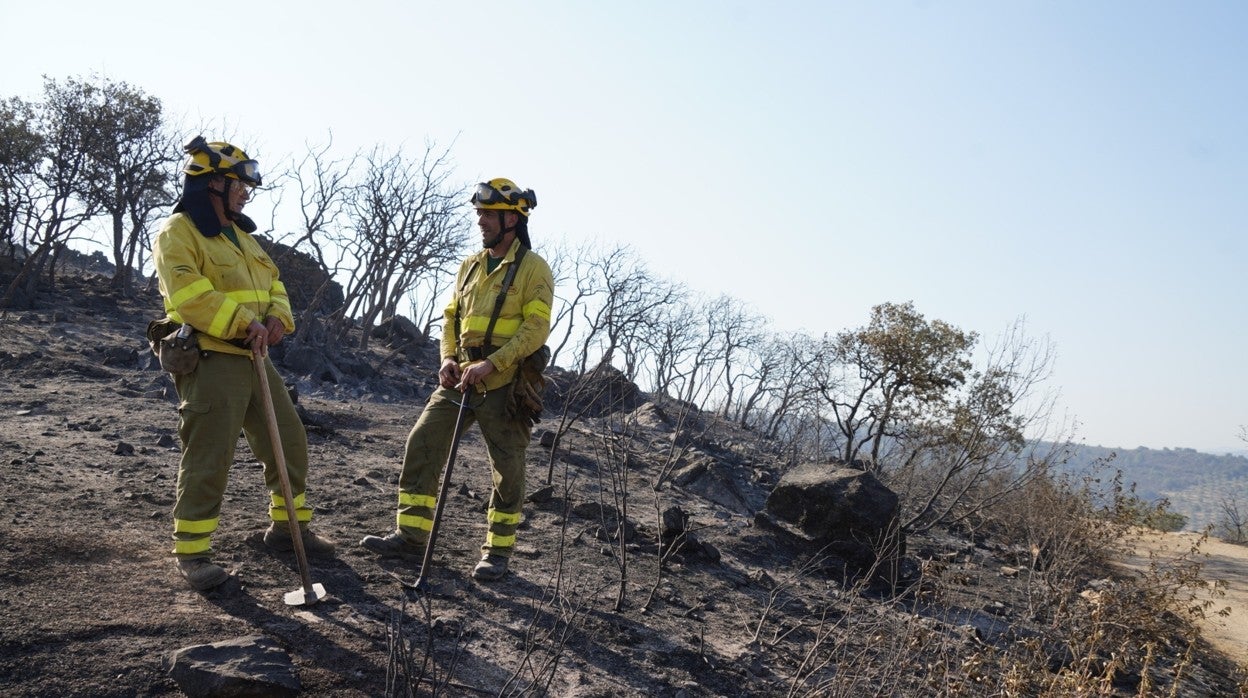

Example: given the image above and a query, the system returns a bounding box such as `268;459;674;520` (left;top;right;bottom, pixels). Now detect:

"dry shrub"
976;461;1237;695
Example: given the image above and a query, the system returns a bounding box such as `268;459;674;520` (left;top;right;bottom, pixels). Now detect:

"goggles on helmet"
229;159;261;186
471;181;536;210
184;136;262;186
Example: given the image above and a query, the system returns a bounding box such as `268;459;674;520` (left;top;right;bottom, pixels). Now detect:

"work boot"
177;557;229;591
472;553;509;581
359;532;425;559
263;522;336;556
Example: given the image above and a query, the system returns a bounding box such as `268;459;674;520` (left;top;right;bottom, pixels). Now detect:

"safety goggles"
229;159;262;186
471;182;535;208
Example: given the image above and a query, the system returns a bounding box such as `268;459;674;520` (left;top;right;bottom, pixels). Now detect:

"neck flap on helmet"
172;176;257;236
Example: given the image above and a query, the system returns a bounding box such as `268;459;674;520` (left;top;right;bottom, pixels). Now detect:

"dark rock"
282;344;335;380
556;363;642;418
699;540;721;563
280;344;376;384
630;401;673;430
102;346;138;367
660;505;687;539
371;315;422;344
168;635;300;698
680;462;754;515
257;237;343;315
571;501;638;541
527;485;555;503
670;457;709;487
765;464;898;543
762;463;905;579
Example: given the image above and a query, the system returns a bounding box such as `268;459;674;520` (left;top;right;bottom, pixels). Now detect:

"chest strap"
455;246;528;357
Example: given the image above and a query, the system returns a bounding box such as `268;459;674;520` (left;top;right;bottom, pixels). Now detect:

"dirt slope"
1;271;1245;697
1120;530;1248;667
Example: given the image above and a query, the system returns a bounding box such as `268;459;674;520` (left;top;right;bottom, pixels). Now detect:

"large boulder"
555;363;642;418
281;341;379;384
760;463;903;575
371;314;424;344
256;236;344;315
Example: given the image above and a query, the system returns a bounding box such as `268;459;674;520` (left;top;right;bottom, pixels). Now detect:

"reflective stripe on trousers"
396;386;529;557
170;352;311;556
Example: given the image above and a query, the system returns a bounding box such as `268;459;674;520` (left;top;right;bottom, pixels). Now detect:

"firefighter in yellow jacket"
153;137;334;592
361;178;553;581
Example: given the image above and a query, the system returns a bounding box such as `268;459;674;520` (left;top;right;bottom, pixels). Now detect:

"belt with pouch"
463;345;501;362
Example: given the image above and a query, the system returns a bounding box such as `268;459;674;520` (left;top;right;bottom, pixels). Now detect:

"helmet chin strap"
208;179;242;221
483;210;514;249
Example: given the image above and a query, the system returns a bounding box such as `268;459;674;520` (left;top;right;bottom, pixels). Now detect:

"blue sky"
2;1;1244;453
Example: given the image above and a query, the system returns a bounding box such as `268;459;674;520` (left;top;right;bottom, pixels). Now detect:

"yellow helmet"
181;136;262;186
471;178;536;216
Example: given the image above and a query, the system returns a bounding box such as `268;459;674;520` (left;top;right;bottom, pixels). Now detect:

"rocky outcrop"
257;237;344;316
553;363;643;418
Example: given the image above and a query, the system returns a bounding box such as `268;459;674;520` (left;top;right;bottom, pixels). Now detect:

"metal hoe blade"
284;583;327;606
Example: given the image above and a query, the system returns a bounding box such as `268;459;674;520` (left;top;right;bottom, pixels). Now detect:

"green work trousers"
396;386;530;557
170;351;311;558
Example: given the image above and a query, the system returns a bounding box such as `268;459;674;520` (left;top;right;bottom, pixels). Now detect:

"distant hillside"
1057;443;1248;531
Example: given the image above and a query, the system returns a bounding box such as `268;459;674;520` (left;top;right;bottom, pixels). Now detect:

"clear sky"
2;1;1245;453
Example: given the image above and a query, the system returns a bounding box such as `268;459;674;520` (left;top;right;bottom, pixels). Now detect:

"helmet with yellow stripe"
181;136;262;186
471;178;536;217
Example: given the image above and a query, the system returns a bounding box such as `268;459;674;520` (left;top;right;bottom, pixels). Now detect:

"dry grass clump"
970;465;1245;696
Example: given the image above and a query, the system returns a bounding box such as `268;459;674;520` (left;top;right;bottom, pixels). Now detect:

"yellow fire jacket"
443;239;554;392
153;213;295;357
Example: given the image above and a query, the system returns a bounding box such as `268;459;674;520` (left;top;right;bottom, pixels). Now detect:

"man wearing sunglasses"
152;137;335;592
362;177;554;582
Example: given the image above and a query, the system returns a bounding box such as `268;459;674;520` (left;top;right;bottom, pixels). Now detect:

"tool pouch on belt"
146;319;200;375
507;344;550;427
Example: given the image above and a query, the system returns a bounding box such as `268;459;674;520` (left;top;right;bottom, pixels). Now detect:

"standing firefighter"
152;137;334;591
361;178;554;581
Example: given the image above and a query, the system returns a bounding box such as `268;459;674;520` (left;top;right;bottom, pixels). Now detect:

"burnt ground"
1;271;1246;697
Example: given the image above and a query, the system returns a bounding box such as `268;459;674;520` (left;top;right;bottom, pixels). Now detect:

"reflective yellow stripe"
399;492;436;508
207;298;239;337
523;299;551;321
269;492;310;522
398;513;434;531
169;278;214;309
173;538;212;555
225;288;269;305
488;510;522;525
270;507;312;522
464;316;521;335
174;517;219;534
486;531;515;548
271;280;287;296
270;492;307;508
